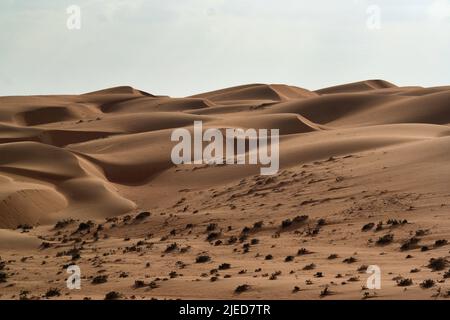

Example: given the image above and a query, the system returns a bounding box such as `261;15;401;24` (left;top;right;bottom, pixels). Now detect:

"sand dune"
315;79;397;94
1;80;449;300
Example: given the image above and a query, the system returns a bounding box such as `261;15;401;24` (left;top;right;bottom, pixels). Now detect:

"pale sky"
0;0;449;96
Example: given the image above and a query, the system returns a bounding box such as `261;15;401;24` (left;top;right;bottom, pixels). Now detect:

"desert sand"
0;80;449;300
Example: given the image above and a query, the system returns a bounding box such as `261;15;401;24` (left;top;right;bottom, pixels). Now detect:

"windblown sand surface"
0;80;449;300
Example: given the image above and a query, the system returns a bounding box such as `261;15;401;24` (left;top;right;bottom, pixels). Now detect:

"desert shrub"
415;229;428;237
134;280;146;288
206;223;218;232
54;219;75;229
434;239;448;247
227;236;238;244
234;284;250;293
45;288;61;298
253;221;263;229
400;237;420;251
75;221;93;233
269;271;282;280
104;291;122;300
303;263;315;270
17;224;33;231
165;243;178;253
218;263;231;270
281;219;292;228
206;232;220;242
427;257;448;271
397;278;413;287
285;256;294;262
297;248;312;256
293;215;309;223
387;219;407;226
362;223;375;231
92;275;108;284
420;279;435;289
196;255;211;263
376;234;394;245
0;259;6;271
357;265;368;273
241;226;251;234
320;286;332;297
343;257;357;264
134;211;150;220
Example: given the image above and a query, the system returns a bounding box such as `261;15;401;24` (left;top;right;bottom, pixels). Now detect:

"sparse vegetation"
206;223;218;232
104;291;122;300
376;234;394;245
54;219;75;229
206;232;221;242
434;239;448;247
196;255;211;263
427;257;448;271
253;221;263;229
218;263;231;270
303;263;316;270
400;237;420;251
357;265;368;273
75;221;94;233
269;271;282;280
284;256;294;262
134;211;151;220
362;222;375;231
134;280;146;288
45;288;61;298
0;271;7;283
165;242;178;253
92;275;108;284
386;219;407;226
281;215;308;229
297;248;312;256
235;284;250;293
17;224;33;231
420;279;435;289
320;286;332;297
281;219;292;228
397;278;413;287
343;257;357;264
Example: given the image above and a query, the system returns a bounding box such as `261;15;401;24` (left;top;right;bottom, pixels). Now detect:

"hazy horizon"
1;0;449;97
